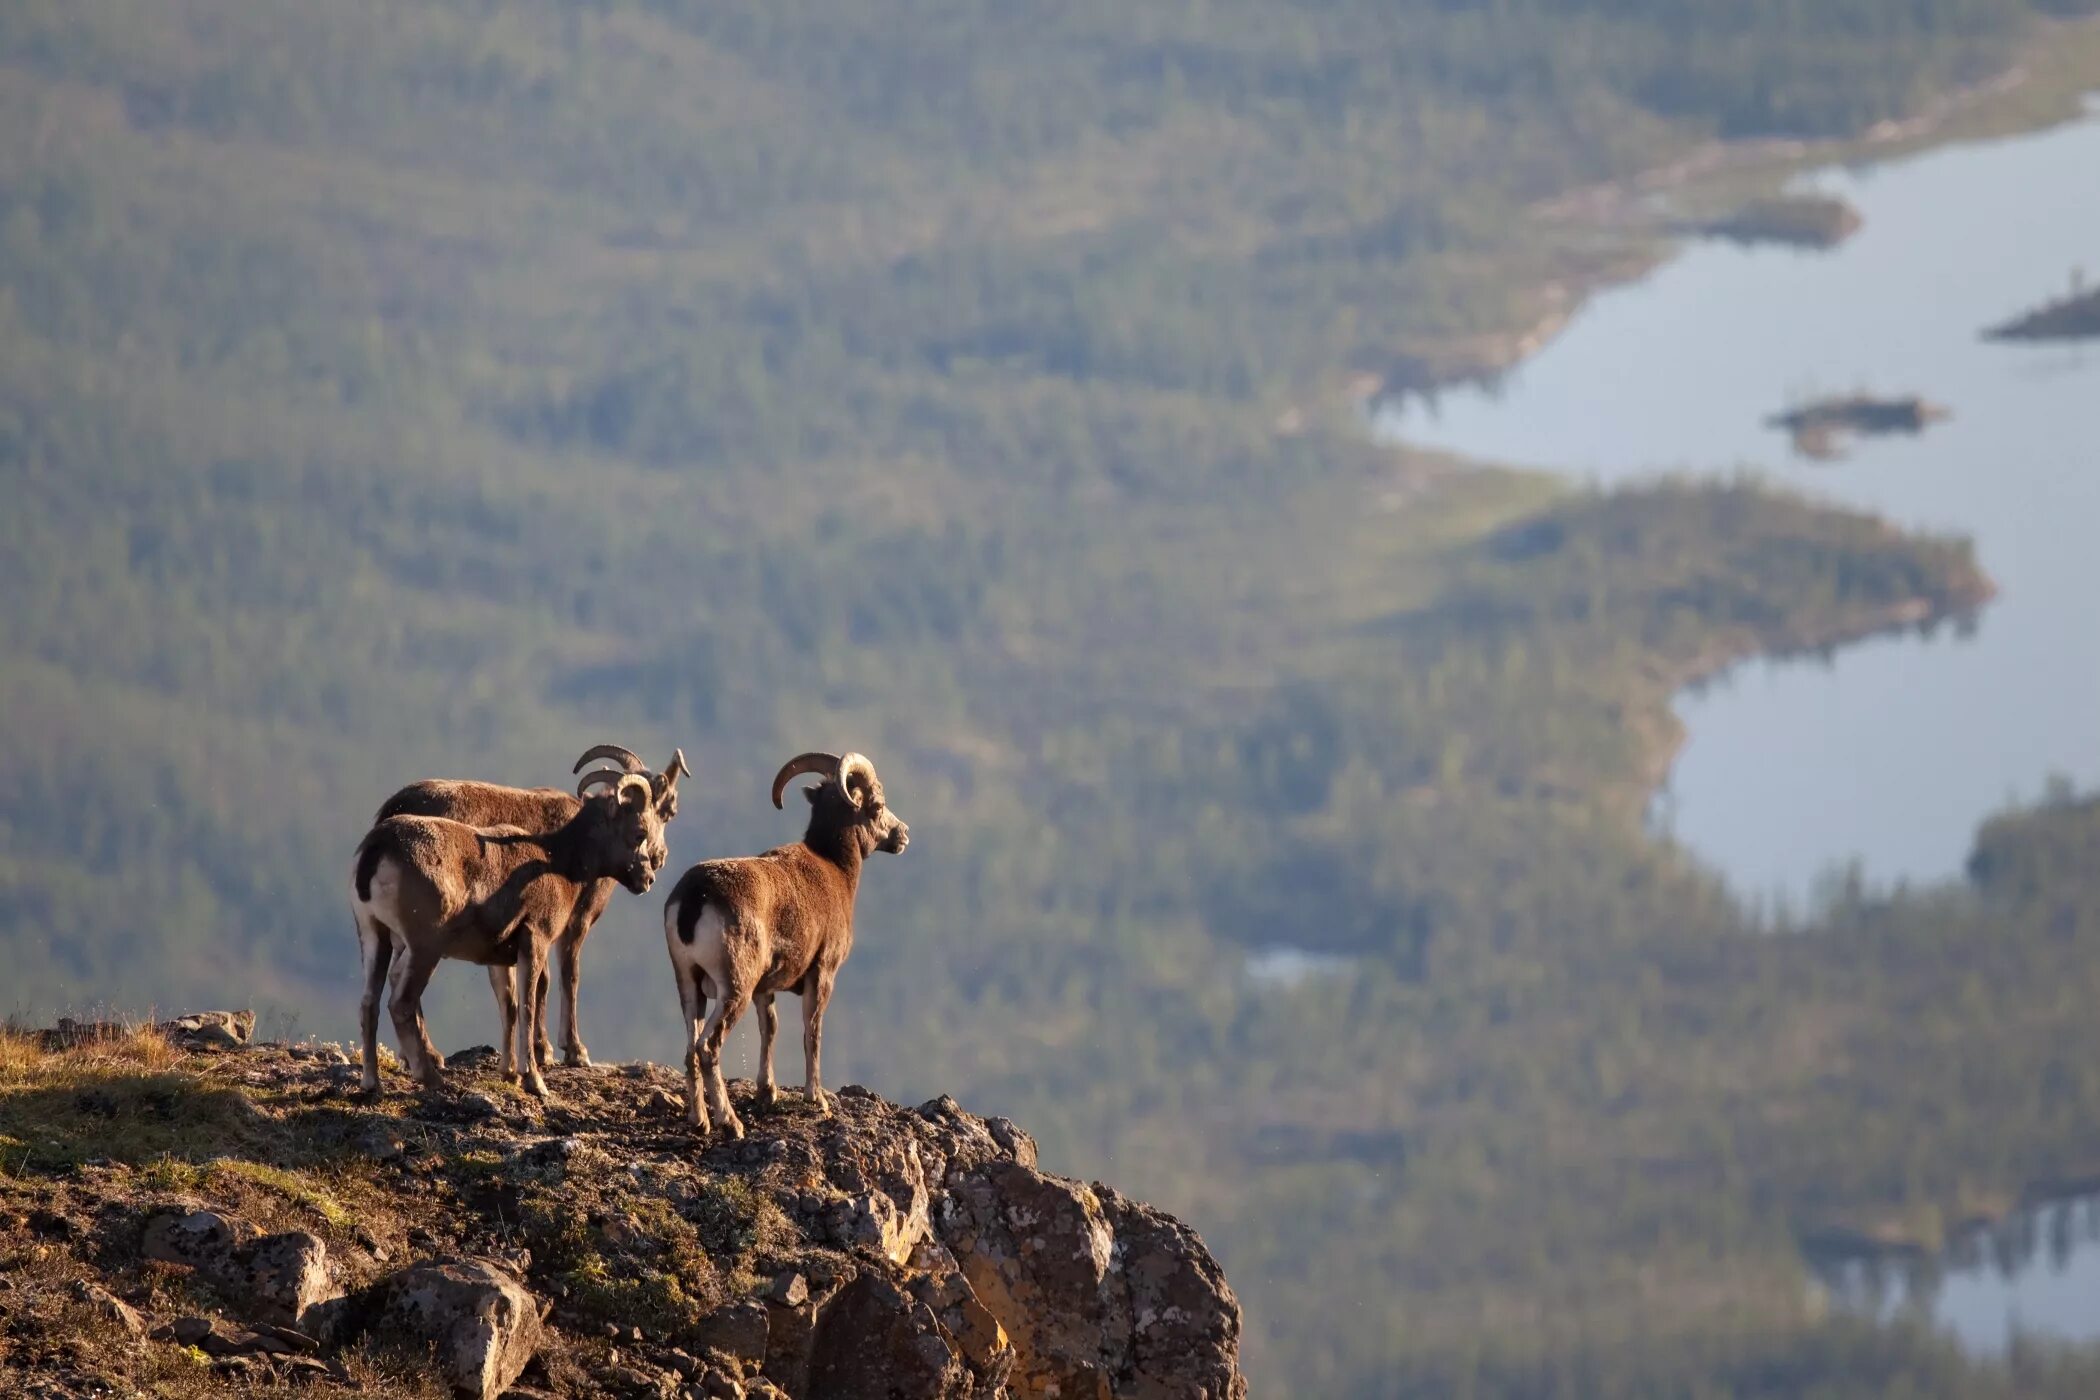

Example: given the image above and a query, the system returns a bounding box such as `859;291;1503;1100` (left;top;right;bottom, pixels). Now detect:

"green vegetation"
6;0;2100;1392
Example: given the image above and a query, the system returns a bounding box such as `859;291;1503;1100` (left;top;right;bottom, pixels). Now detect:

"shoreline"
1632;584;1997;813
1362;12;2100;406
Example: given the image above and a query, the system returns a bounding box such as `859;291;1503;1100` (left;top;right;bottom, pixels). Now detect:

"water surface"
1816;1195;2100;1354
1381;105;2100;901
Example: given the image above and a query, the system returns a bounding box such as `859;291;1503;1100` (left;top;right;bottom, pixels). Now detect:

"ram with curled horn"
664;749;909;1137
371;742;687;1072
353;763;667;1099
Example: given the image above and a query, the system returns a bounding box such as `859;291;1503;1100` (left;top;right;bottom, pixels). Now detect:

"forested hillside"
7;1;2100;1392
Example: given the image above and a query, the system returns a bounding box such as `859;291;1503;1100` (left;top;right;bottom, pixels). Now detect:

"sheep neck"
801;819;866;889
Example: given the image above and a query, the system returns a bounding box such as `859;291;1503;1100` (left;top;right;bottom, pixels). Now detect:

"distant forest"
6;0;2100;1392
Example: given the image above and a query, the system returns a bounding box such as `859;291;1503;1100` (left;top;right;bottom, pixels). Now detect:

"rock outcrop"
0;1016;1246;1399
139;1207;335;1328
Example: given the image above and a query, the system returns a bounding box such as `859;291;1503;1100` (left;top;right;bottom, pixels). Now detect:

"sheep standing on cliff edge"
663;751;909;1138
354;768;666;1099
374;743;687;1071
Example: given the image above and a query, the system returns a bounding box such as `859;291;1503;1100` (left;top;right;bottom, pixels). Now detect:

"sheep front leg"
557;934;591;1068
514;939;551;1099
754;992;778;1110
486;965;518;1081
801;969;835;1117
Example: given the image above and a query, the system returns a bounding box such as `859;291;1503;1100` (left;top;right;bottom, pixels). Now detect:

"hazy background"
7;3;2100;1393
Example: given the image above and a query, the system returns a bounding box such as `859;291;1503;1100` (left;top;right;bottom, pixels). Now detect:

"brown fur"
664;754;907;1137
375;756;683;1070
353;778;665;1099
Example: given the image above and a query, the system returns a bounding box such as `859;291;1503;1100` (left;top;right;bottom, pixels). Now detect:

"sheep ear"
803;786;820;806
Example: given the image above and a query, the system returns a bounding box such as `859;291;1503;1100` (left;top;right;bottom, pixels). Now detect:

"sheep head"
770;750;910;858
575;769;668;892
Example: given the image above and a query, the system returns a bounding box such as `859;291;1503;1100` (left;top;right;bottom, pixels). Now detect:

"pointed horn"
576;767;630;798
838;752;877;805
652;748;690;811
771;752;840;810
573;744;644;775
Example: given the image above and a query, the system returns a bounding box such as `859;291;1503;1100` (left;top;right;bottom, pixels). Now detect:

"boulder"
142;1207;252;1269
687;1298;769;1366
141;1207;335;1329
239;1230;335;1327
363;1258;542;1400
806;1272;974;1400
1097;1184;1248;1400
156;1010;256;1050
938;1159;1246;1400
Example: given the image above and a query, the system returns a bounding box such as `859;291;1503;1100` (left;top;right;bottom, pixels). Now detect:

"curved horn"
838;752;877;805
615;773;653;808
576;767;630;798
771;752;840;810
662;748;690;786
572;744;644;775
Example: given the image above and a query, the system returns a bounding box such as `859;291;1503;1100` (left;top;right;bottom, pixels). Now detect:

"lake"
1378;101;2100;906
1813;1194;2100;1354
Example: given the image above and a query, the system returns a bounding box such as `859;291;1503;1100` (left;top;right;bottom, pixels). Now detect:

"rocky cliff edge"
0;1013;1245;1400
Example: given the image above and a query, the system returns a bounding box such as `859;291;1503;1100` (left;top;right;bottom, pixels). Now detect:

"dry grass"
0;1022;183;1078
0;1025;259;1172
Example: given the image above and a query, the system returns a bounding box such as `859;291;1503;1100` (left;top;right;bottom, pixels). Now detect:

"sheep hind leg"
678;966;710;1132
487;965;519;1082
698;976;748;1140
356;915;393;1097
753;992;779;1111
386;943;444;1090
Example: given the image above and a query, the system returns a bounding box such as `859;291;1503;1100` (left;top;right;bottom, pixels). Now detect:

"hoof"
564;1046;593;1069
358;1080;381;1101
807;1089;832;1117
721;1114;746;1141
522;1076;551;1100
755;1085;778;1111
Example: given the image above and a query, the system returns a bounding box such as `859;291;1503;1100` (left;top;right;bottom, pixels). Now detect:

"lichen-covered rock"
141;1206;252;1269
140;1207;336;1329
1095;1185;1247;1400
935;1161;1246;1400
365;1257;542;1400
156;1009;255;1050
939;1161;1124;1399
239;1230;335;1327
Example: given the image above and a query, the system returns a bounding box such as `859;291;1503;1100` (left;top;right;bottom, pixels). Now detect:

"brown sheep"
354;769;665;1099
662;751;909;1137
375;744;687;1070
